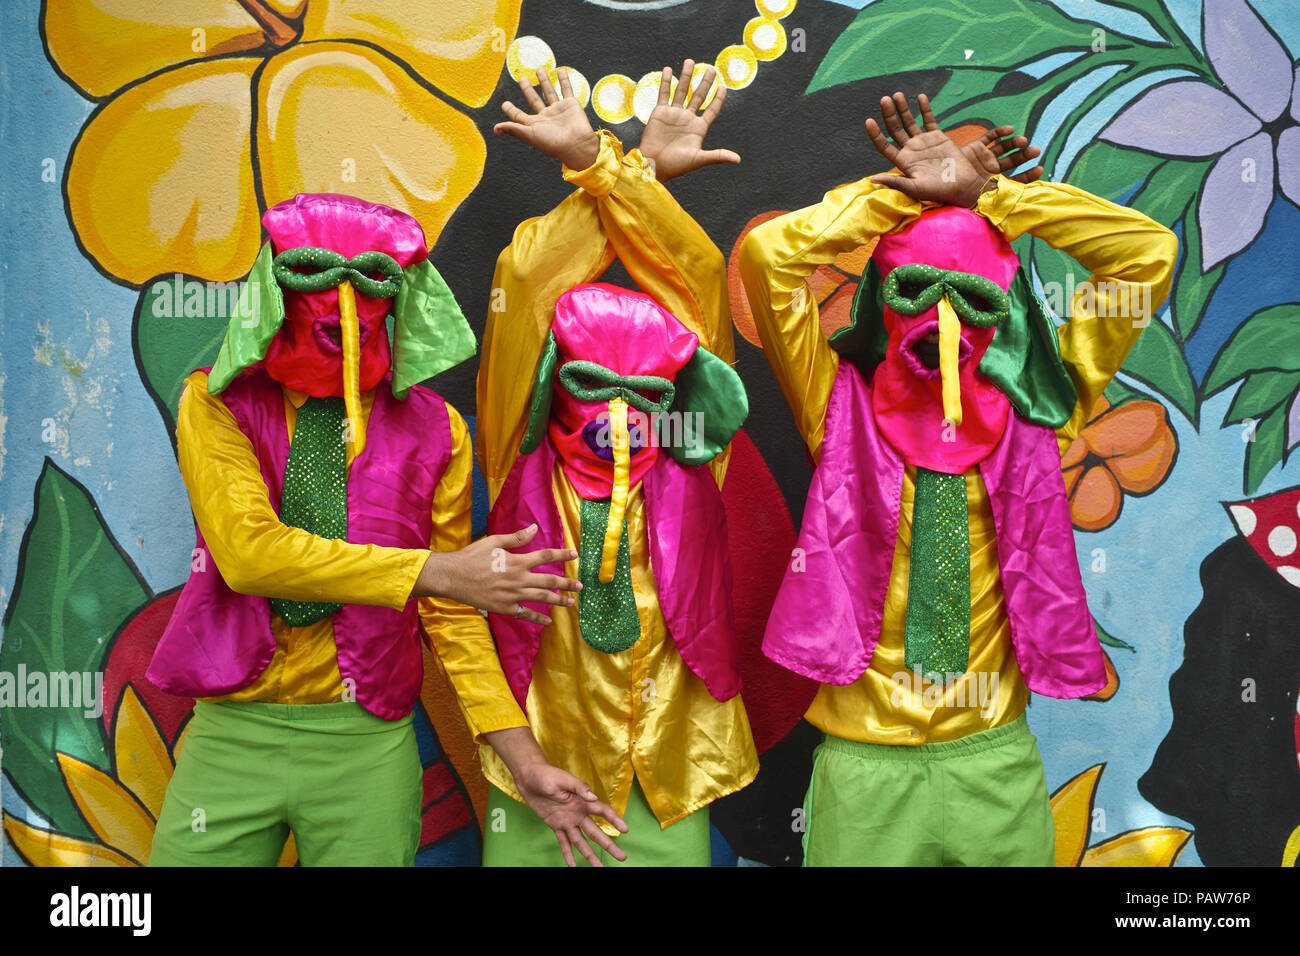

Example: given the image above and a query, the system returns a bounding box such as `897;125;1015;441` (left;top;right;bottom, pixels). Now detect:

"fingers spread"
865;118;900;164
656;66;673;107
917;92;940;131
674;60;695;107
557;67;575;100
893;92;923;136
554;830;577;868
701;79;727;122
581;818;627;861
526;547;578;569
518;76;545;113
571;827;602;867
536;68;559;106
879;95;908;145
688;65;714;112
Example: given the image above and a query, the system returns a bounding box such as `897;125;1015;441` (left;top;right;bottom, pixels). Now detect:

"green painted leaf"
1063;141;1166;204
134;274;238;436
1120;317;1198;424
1222;370;1300;426
1129;160;1204;234
0;460;150;840
1095;616;1135;652
1103;375;1155;407
1245;403;1287;494
1203;304;1300;397
1172;190;1225;341
808;0;1131;95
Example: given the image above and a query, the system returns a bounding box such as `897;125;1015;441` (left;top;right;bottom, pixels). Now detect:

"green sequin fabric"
557;360;675;417
903;467;971;682
272;246;404;299
270;396;349;626
883;262;1010;328
576;497;641;654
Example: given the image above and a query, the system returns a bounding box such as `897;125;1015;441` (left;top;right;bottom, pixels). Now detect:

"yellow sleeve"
737;179;925;459
475;136;618;504
176;369;427;609
975;177;1179;442
418;405;528;741
579;134;736;485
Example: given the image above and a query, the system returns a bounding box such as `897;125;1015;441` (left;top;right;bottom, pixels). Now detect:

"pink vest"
146;368;452;720
762;362;1107;699
486;435;741;710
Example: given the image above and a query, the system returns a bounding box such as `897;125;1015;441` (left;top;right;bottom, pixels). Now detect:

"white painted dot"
728;59;749;82
1295;496;1300;521
515;36;552;70
1277;565;1300;587
753;24;778;50
599;85;624;111
1268;524;1297;557
1229;504;1257;536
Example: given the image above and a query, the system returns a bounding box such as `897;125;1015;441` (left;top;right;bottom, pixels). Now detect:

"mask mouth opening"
312;314;374;353
898;318;971;378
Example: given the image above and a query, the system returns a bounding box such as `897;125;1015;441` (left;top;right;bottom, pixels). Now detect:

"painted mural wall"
1;0;1297;867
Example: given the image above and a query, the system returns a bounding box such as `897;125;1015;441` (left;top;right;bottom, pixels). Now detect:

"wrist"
965;175;998;209
559;131;601;174
414;551;447;600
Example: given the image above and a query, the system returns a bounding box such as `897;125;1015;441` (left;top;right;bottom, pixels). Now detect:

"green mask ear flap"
520;332;559;454
659;345;749;465
829;259;890;374
974;265;1077;428
391;258;478;399
208;241;285;394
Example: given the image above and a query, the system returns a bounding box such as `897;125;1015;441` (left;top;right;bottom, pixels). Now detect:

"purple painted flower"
1101;0;1299;268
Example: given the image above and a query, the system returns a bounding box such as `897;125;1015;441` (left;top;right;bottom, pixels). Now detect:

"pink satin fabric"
261;193;427;398
547;283;698;499
147;367;452;720
870;206;1019;473
762;362;1106;698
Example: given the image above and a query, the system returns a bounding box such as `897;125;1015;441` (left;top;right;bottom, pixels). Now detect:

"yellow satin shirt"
474;130;758;825
175;369;528;742
739;176;1177;744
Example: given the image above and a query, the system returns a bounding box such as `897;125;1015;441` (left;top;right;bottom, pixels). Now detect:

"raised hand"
866;92;1043;206
494;68;601;171
638;60;740;182
415;524;581;626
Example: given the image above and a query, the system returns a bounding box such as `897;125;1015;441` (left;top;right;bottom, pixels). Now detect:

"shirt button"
910;729;922;739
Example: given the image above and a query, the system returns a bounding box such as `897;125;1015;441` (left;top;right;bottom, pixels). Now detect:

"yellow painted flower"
1051;763;1192;867
1;685;296;867
46;0;522;284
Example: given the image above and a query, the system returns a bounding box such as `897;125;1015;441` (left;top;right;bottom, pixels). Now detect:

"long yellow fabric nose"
937;295;963;427
336;280;365;459
599;397;631;583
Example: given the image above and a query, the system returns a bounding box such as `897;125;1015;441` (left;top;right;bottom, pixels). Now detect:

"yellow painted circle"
633;71;677;124
506;36;556;84
744;17;787;60
592;74;637;124
716;45;758;89
687;63;721;109
755;0;797;18
549;66;590;108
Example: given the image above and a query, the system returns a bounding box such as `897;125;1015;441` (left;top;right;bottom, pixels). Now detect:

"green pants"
482;778;710;866
803;713;1055;866
149;700;421;867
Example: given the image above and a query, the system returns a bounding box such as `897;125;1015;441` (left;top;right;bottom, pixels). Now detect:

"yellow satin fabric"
176;369;525;737
474;130;756;824
478;475;758;827
739;176;1177;744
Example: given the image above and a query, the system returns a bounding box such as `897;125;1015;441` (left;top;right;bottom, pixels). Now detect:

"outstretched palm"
866;92;1044;206
639;60;740;182
494;69;600;171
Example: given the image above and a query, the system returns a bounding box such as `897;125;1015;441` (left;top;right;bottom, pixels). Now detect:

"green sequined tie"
903;467;971;682
576;497;641;653
270;396;349;626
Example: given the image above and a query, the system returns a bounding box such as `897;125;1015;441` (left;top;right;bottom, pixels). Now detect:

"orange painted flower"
1061;397;1178;532
46;0;522;284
